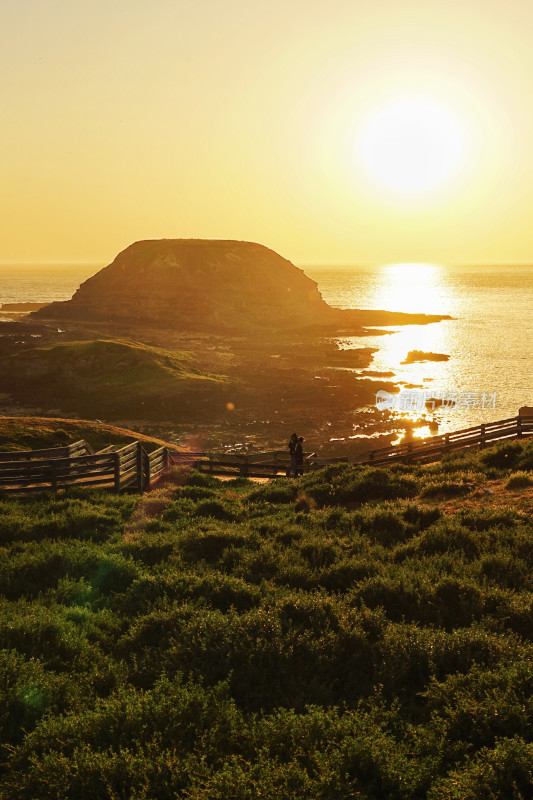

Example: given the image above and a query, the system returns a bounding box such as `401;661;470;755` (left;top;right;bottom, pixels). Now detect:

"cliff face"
34;239;332;330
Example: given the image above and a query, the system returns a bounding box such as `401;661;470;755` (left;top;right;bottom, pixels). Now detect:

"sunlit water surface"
0;264;99;308
306;264;533;433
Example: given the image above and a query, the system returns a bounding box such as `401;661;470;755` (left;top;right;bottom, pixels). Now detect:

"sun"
359;99;464;196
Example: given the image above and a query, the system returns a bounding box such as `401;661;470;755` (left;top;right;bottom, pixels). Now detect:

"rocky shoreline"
0;240;453;456
0;319;438;457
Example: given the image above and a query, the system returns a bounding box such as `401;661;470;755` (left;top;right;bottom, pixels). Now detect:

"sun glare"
359;99;464;196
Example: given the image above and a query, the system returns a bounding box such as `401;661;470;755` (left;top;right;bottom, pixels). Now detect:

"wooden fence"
168;450;319;479
0;440;175;496
170;415;533;476
0;415;531;495
349;415;533;466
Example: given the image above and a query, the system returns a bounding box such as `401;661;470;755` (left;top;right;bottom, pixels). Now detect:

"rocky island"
33;239;449;332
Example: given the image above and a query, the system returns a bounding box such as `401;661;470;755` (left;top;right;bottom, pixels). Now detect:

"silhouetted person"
295;436;304;476
288;432;298;477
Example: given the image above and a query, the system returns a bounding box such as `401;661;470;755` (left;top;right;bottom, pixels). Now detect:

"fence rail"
349;415;533;466
0;440;178;496
168;450;319;479
0;439;92;463
0;415;531;495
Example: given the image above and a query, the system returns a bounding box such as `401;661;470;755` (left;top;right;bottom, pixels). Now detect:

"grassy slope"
0;339;229;417
0;437;532;798
0;416;186;453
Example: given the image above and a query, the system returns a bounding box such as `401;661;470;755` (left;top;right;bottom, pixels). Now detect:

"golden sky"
2;0;533;265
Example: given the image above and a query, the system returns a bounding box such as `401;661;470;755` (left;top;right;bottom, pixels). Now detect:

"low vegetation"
0;437;532;798
0;340;229;418
0;417;180;453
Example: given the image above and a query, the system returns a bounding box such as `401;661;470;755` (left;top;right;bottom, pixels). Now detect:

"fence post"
480;424;486;450
50;461;58;494
240;456;249;478
444;434;450;454
144;448;151;491
517;416;523;438
136;442;145;493
114;452;121;492
24;458;32;486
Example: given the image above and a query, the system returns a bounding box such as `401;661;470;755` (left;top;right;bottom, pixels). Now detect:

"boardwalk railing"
349;415;533;466
0;415;531;495
168;450;318;479
171;416;533;476
0;440;179;496
0;439;92;463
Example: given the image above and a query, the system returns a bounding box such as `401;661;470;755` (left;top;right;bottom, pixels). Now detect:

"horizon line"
1;258;533;269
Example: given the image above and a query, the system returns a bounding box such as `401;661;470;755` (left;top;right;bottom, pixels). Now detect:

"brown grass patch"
124;467;190;539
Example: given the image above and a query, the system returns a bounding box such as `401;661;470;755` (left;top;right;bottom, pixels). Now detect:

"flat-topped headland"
32;239;450;333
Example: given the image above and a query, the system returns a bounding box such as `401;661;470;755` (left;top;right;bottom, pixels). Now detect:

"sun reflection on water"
394;424;436;446
336;262;464;436
372;263;448;315
307;262;532;436
340;262;455;379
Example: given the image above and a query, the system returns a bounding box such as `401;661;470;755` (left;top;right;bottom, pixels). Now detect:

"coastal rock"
33;239;332;330
32;239;451;332
401;350;450;364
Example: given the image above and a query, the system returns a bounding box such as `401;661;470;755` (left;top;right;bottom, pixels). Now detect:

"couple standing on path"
288;433;305;477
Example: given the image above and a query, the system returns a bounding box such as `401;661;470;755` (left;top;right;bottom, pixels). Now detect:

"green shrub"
458;508;520;532
120;532;176;565
414;520;480;559
479;553;528;590
402;503;441;530
185;470;219;488
428;737;533;800
318;559;376;591
299;539;338;569
248;481;295;504
481;441;524;469
301;463;418;506
357;508;409;546
0;649;59;747
89;553;141;595
506;471;533;489
420;478;473;498
179;529;248;563
0;540;101;599
0;600;90;671
195;498;241;521
2;451;533;797
178;485;218;501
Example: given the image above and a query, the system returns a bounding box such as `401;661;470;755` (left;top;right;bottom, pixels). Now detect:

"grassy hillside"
0;437;532;798
0;416;184;453
0;339;230;418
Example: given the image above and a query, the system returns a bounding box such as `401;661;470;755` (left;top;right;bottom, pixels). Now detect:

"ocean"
0;263;99;308
1;261;532;434
306;263;533;433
